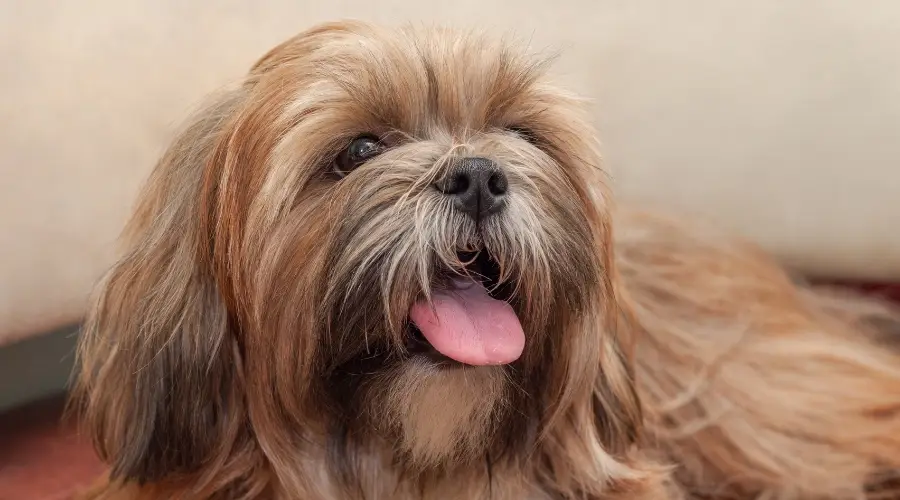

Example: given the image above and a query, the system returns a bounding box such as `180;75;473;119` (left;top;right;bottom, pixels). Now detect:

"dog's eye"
334;135;384;176
506;126;540;145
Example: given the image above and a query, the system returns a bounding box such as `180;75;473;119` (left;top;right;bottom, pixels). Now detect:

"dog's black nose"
435;157;508;222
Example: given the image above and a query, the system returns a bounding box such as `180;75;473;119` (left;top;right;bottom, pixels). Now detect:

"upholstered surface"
2;0;900;344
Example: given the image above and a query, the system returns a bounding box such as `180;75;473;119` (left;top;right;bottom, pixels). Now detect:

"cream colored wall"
2;0;900;343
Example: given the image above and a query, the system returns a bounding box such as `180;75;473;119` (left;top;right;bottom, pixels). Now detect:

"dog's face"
75;21;640;489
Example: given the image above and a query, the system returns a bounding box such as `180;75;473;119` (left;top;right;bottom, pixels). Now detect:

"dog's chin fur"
71;21;900;500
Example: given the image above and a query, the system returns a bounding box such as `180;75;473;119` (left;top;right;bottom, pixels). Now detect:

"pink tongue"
409;278;525;365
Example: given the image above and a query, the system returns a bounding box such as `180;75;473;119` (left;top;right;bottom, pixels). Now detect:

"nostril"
436;171;470;195
487;172;507;196
447;172;470;195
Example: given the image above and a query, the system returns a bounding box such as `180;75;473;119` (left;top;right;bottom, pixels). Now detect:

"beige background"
2;0;900;344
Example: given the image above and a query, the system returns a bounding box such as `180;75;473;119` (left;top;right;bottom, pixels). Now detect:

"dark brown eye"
506;126;540;145
334;135;384;176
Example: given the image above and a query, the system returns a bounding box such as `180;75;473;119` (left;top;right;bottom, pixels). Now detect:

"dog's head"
73;21;644;495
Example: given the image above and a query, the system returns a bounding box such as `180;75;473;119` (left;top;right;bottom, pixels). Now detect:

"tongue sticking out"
408;278;525;365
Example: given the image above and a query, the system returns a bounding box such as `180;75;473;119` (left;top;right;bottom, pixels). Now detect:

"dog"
71;21;900;499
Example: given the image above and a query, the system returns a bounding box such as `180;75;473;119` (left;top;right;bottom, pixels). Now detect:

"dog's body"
72;22;900;499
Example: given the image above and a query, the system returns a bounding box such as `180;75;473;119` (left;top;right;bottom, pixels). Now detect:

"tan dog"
71;21;900;499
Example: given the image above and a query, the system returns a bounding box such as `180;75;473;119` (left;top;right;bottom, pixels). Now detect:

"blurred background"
2;1;900;497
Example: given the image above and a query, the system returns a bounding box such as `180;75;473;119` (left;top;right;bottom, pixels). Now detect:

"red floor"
1;284;898;500
0;396;103;500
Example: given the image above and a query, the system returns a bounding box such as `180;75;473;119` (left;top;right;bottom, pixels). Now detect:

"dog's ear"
575;130;645;459
529;96;652;491
70;88;250;485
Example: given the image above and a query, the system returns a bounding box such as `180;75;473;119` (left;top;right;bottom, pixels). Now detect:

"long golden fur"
71;21;900;499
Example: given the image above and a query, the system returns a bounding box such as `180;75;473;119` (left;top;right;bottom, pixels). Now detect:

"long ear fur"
70;24;388;498
522;95;669;498
70;88;256;491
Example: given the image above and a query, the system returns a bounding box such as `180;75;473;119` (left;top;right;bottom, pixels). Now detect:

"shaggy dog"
72;21;900;499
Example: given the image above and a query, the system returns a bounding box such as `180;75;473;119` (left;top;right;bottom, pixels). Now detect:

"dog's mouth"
405;251;525;366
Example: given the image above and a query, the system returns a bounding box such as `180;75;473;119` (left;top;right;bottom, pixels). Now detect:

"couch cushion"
3;0;900;344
